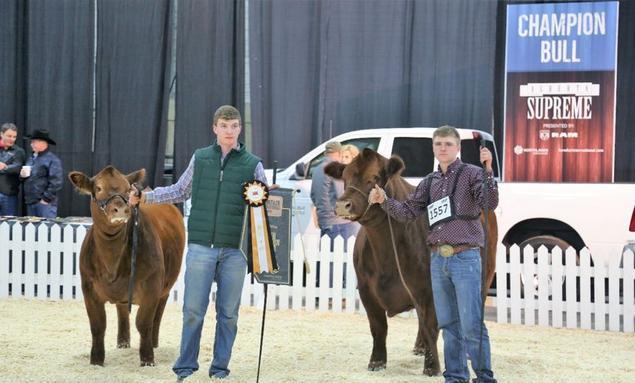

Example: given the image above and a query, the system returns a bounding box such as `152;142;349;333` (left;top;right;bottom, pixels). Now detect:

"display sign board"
504;1;618;182
240;188;294;285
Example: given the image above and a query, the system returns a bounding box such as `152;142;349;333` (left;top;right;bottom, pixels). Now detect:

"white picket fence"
495;244;635;333
0;221;364;314
1;221;634;332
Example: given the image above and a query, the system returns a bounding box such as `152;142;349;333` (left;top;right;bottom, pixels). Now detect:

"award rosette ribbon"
242;180;278;274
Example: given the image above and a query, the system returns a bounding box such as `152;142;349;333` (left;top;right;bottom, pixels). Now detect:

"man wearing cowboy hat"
20;129;63;218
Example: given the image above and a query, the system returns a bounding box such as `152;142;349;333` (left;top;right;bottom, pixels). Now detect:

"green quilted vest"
187;143;261;248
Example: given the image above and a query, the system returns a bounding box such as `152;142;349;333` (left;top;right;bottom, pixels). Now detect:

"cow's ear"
386;155;405;178
68;171;93;195
324;162;345;180
126;169;146;186
360;147;375;160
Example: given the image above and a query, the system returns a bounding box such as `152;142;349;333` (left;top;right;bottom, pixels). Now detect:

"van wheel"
518;235;576;298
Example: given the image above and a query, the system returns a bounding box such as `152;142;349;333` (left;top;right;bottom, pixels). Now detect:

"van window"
460;138;500;178
391;138;434;177
306;137;380;179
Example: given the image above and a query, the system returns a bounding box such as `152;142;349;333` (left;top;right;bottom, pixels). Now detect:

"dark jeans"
26;201;57;218
0;193;18;216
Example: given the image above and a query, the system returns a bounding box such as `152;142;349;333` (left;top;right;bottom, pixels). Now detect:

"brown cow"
324;148;497;376
68;166;185;366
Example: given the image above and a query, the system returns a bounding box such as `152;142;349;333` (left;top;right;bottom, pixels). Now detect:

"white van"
266;127;635;268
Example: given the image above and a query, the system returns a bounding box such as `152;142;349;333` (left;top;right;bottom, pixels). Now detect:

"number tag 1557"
427;196;452;226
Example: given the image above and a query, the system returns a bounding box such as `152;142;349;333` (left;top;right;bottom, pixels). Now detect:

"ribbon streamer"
242;180;278;274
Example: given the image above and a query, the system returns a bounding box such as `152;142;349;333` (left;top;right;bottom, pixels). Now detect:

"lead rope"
347;185;420;309
478;168;490;375
127;184;141;313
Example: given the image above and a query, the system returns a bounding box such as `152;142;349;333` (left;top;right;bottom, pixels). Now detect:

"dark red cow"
69;166;185;366
325;148;497;376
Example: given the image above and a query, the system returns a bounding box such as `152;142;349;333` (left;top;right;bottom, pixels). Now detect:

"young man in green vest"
129;105;268;381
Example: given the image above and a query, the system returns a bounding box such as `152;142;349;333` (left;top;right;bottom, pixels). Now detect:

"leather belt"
430;244;478;257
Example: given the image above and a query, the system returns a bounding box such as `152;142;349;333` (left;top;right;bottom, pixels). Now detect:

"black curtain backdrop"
249;0;498;168
0;0;21;127
249;0;321;169
22;0;95;217
1;0;634;220
94;0;172;189
174;0;245;178
614;0;635;182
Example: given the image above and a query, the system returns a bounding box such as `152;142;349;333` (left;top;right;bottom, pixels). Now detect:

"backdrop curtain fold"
249;0;498;168
614;0;635;182
94;0;172;189
23;0;95;217
0;0;22;128
174;0;245;178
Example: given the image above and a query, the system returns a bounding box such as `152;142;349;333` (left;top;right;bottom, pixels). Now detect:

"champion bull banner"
504;1;618;182
240;187;294;285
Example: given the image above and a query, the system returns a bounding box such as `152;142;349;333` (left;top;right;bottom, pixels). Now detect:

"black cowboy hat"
26;129;57;145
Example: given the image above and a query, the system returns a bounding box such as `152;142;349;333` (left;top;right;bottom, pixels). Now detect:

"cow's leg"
358;286;388;371
414;305;441;376
135;302;159;366
115;304;130;348
151;296;168;348
83;292;107;366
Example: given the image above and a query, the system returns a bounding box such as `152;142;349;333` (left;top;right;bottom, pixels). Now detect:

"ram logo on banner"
503;1;618;182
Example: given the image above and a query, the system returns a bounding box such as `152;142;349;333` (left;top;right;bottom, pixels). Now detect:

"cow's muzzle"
335;199;356;220
92;194;131;224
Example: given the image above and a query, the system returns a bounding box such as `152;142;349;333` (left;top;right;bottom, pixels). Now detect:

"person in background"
21;129;63;218
368;125;498;383
340;143;360;165
310;141;358;242
339;143;361;236
0;123;26;216
129;105;269;382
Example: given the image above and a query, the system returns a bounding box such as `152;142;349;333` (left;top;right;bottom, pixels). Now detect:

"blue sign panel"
506;1;618;72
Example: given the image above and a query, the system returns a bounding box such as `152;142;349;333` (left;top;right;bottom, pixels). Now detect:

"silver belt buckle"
439;244;454;257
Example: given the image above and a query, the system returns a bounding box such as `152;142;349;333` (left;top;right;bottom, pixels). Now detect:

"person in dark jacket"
20;129;63;218
0;123;26;216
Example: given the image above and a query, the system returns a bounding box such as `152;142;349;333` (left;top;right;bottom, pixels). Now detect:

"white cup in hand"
20;165;32;178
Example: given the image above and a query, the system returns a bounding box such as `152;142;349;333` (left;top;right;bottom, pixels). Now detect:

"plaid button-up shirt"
384;158;498;247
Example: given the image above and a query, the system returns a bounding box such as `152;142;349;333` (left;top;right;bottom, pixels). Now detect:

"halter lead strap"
92;193;129;212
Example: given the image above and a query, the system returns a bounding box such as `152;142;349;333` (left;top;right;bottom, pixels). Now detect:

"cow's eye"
95;186;102;193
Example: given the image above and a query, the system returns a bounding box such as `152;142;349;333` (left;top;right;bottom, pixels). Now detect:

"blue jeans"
26;201;57;218
431;248;496;383
0;193;18;216
173;244;247;379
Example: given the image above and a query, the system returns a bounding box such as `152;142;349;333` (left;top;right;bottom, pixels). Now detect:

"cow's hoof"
367;361;386;371
117;341;130;349
140;361;155;367
423;367;441;376
412;346;425;356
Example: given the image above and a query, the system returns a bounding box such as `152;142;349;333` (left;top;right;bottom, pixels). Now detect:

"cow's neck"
361;178;409;237
92;219;133;278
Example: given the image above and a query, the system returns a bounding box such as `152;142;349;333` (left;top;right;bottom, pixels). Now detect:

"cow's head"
69;166;145;226
324;148;405;223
